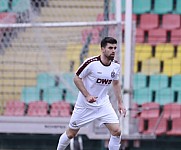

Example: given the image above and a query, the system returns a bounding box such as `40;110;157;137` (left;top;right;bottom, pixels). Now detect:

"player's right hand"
86;95;98;103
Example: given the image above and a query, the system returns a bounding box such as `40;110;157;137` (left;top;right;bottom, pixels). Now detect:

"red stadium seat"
162;14;181;30
3;100;25;116
147;28;167;45
138;117;145;133
0;12;17;23
81;28;100;44
170;29;181;45
167;118;181;136
144;117;167;135
163;103;181;119
140;102;160;119
27;101;48;117
139;14;159;30
136;28;145;43
50;101;71;117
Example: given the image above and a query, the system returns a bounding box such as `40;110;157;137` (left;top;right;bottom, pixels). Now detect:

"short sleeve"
76;59;91;78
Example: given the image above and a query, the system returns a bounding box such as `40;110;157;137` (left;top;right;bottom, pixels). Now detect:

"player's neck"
100;55;111;66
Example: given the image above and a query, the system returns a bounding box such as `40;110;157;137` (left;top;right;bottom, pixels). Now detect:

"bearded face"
102;43;117;61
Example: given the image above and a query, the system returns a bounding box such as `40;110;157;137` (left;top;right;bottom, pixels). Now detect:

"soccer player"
57;37;126;150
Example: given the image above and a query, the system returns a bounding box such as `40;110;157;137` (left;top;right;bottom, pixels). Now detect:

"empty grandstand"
0;0;181;150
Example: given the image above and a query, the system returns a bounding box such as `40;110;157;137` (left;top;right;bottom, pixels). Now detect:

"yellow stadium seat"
135;44;152;61
155;44;174;61
88;44;100;57
177;45;181;58
163;58;181;76
142;58;160;75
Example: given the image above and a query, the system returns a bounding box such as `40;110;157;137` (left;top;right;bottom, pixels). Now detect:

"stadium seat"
37;73;56;90
50;101;71;117
167;118;181;135
155;88;174;105
138;117;145;133
110;0;125;14
140;102;160;119
178;91;181;103
135;44;152;61
152;0;173;14
161;14;181;30
163;103;181;119
11;0;31;13
174;0;181;14
0;0;9;12
136;28;145;43
130;102;139;118
0;12;17;23
171;75;181;91
81;28;100;44
177;45;181;58
141;58;161;75
133;0;151;14
162;58;181;76
27;101;48;117
147;29;167;45
133;88;152;104
144;117;168;135
139;14;159;30
21;86;40;103
149;74;168;90
43;87;63;104
170;29;181;45
3;100;25;116
155;44;174;61
133;73;147;90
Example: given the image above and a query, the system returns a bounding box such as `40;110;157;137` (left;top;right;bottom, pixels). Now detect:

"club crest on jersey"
111;71;116;78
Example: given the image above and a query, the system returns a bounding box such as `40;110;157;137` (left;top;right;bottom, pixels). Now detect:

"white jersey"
75;55;120;108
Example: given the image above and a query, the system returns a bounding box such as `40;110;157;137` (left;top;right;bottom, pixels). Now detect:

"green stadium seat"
133;88;152;104
111;0;125;14
21;86;40;103
149;74;168;90
58;73;78;104
0;0;9;12
133;73;147;90
43;87;63;104
11;0;31;13
175;0;181;14
133;0;151;14
37;73;56;90
171;75;181;91
155;88;174;105
178;91;181;103
152;0;173;14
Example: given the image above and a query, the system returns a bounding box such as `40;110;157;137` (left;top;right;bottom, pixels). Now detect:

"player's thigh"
104;123;121;136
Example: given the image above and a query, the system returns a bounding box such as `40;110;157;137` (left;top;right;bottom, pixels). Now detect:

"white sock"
57;132;71;150
108;135;121;150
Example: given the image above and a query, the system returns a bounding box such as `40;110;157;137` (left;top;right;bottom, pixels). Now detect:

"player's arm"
112;80;126;116
74;75;97;103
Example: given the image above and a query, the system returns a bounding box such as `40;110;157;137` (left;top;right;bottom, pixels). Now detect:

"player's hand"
86;95;98;103
118;103;126;117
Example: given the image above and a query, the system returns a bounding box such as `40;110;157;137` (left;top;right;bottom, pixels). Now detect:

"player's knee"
111;128;121;137
66;129;78;139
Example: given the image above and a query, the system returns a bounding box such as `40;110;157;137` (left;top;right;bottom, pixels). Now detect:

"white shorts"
69;102;119;130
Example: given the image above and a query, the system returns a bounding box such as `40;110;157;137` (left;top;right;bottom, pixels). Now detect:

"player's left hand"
118;103;126;117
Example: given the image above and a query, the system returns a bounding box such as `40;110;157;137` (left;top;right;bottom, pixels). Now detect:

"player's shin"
108;135;121;150
57;132;71;150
